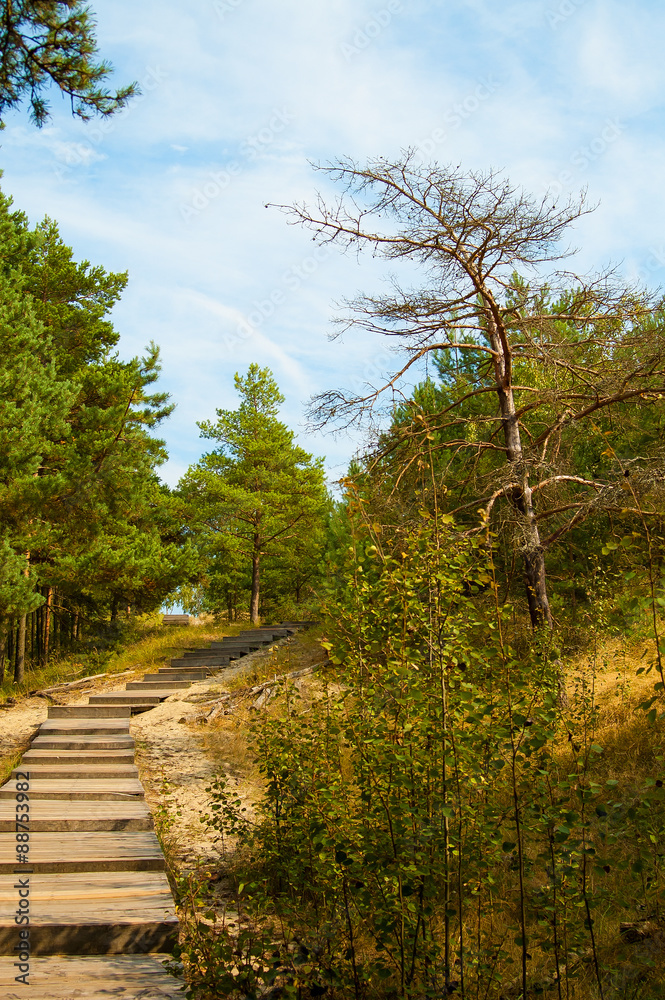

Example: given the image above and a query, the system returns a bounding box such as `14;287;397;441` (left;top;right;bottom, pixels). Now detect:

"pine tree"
0;1;137;126
180;365;329;624
0;264;74;679
0;186;193;676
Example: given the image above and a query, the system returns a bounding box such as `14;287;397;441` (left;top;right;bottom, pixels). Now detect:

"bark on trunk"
14;614;26;684
520;523;553;630
42;586;52;665
487;312;553;630
250;542;260;625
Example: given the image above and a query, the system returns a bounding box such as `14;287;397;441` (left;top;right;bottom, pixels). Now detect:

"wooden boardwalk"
0;625;294;998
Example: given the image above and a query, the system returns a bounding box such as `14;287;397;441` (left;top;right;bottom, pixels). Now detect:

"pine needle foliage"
0;0;137;126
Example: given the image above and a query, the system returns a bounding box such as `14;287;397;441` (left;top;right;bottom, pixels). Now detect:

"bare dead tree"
275;154;664;628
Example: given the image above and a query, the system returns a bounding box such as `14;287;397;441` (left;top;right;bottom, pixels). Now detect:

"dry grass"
561;632;665;782
200;628;326;793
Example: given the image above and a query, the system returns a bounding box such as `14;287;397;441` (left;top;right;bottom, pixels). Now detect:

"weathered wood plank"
0;778;145;800
169;656;229;667
40;720;131;735
156;667;210;676
12;765;138;780
22;750;136;766
89;693;163;705
30;742;135;753
0;872;177;954
0;954;183;998
0;799;152;831
0;831;165;873
31;735;135;749
125;681;191;690
48;705;132;719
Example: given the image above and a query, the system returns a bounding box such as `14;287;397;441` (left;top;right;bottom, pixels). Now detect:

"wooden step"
170;656;230;667
0;954;184;997
0;778;145;800
125;680;191;690
207;642;258;649
12;764;138;780
40;720;131;736
31;736;135;751
0;798;152;832
147;671;207;681
202;649;252;658
48;705;132;719
90;690;170;701
180;650;240;658
0;831;164;873
88;693;163;706
178;650;233;659
156;667;209;677
22;750;136;766
238;629;289;637
0;871;177;954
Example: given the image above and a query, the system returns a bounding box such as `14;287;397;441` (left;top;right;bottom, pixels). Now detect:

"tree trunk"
14;614;26;684
250;540;260;625
42;586;52;665
0;630;5;685
520;517;553;630
488;313;553;630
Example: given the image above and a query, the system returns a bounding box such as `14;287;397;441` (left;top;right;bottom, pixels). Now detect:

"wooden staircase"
0;624;297;997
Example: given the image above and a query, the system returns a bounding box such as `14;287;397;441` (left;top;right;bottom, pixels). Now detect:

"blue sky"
2;0;665;486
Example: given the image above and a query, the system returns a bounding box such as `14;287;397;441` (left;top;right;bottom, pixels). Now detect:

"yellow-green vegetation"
174;515;665;1000
0;745;29;787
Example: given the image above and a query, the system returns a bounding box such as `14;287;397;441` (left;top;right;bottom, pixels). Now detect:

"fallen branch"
31;668;137;697
204;663;326;721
